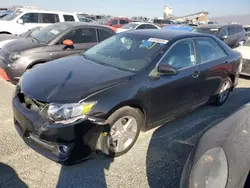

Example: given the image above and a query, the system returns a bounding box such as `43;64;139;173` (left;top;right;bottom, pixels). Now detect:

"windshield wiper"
29;36;42;44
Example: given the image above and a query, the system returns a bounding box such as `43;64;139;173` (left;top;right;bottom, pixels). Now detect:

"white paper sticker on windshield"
148;38;168;44
210;28;218;31
50;29;59;35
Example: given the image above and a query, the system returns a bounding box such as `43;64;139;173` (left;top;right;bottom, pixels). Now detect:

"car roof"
131;22;155;25
53;22;114;29
21;9;77;15
124;29;203;40
198;24;243;28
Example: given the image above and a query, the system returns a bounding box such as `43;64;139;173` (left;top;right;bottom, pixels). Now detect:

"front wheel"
99;106;144;157
214;77;232;106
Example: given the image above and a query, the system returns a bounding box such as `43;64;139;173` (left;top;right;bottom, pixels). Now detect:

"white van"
0;9;80;35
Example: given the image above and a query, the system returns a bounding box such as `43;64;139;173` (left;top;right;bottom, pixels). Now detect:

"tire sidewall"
99;106;143;157
215;77;232;106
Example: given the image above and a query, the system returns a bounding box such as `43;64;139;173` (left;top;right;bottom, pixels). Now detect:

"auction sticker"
148;38;168;44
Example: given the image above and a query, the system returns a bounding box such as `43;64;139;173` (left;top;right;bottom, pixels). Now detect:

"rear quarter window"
63;15;75;22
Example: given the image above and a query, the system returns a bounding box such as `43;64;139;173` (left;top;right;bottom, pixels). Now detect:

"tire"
99;106;144;157
214;77;232;106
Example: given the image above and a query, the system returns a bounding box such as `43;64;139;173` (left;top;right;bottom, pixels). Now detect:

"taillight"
0;68;10;81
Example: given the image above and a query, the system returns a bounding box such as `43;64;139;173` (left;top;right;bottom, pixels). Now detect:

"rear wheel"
99;106;144;157
214;77;232;106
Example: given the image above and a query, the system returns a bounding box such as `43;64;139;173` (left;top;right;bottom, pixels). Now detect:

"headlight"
190;147;228;188
47;102;96;123
9;52;21;61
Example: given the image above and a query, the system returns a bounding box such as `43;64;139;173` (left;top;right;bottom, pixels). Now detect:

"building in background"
163;4;173;19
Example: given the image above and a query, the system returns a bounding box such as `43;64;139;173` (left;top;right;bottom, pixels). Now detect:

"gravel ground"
0;77;250;188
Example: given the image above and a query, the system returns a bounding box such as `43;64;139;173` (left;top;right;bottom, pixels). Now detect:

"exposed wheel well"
228;74;235;88
107;102;147;131
244;171;250;188
27;61;46;69
0;32;12;34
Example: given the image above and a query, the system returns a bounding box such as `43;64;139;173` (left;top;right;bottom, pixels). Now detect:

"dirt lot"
0;77;250;188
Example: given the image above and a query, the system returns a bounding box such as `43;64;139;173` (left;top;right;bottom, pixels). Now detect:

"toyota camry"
12;30;242;164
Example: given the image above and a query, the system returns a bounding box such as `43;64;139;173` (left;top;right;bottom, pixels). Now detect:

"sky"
1;0;250;18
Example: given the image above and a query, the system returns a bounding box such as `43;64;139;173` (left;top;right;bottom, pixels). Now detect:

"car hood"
0;39;18;49
20;55;134;103
0;34;20;42
2;37;45;53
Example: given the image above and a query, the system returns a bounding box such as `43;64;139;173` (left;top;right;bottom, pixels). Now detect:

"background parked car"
192;24;247;48
0;9;80;35
117;22;160;33
106;17;132;28
235;40;250;76
79;17;96;23
244;25;250;38
180;103;250;188
12;30;241;163
162;25;194;32
0;22;116;84
0;26;42;49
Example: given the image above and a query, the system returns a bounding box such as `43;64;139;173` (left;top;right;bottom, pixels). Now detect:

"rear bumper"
12;94;106;165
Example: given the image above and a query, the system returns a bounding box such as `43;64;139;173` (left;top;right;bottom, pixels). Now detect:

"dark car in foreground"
193;24;247;48
12;30;241;164
180;103;250;188
0;22;116;84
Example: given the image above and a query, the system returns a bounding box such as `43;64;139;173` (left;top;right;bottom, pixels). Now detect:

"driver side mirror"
158;64;179;75
220;35;228;40
63;39;74;46
17;19;24;24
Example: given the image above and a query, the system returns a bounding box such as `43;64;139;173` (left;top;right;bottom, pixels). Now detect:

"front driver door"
58;28;98;58
148;38;200;124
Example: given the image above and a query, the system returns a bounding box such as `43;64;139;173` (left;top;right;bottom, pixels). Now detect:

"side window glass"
63;15;75;22
146;24;157;29
120;20;128;24
229;26;237;35
41;13;59;23
111;20;118;25
98;29;112;42
218;27;228;37
63;28;97;44
21;13;39;23
137;24;146;29
237;26;243;33
196;38;227;63
160;39;196;69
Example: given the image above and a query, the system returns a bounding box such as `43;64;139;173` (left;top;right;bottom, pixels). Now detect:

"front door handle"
192;71;200;78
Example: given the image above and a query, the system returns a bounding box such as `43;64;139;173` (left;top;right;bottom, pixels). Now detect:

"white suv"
0;9;80;35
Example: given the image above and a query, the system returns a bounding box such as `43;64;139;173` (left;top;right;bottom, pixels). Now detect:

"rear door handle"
192;71;200;78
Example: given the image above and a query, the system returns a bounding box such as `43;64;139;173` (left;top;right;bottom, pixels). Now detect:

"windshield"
243;40;250;46
192;28;218;35
20;27;42;37
122;23;139;29
1;11;22;21
84;33;166;72
31;24;69;44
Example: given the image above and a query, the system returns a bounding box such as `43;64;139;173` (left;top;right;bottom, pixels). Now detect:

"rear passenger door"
58;28;98;58
195;37;228;104
228;26;238;48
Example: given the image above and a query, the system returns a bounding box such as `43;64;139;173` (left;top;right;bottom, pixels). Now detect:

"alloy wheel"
107;116;138;153
218;81;231;103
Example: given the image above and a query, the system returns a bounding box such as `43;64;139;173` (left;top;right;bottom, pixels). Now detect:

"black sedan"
12;30;242;164
0;22;116;84
180;103;250;188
